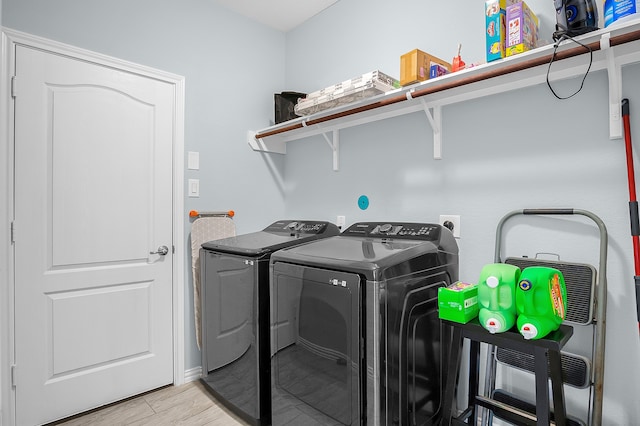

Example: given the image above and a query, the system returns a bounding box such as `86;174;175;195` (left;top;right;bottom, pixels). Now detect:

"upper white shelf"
249;21;640;165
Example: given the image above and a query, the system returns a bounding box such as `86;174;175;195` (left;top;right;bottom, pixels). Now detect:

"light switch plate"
188;179;200;197
188;151;200;170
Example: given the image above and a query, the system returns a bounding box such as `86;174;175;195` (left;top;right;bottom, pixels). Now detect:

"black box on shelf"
274;91;306;124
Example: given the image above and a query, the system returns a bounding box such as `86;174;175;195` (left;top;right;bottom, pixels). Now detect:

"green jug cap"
485;317;502;333
520;323;538;340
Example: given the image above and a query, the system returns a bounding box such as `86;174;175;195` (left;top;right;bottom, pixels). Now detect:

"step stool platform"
441;318;573;426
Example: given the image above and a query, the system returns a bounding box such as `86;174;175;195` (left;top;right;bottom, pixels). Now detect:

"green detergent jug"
477;263;521;333
516;266;567;340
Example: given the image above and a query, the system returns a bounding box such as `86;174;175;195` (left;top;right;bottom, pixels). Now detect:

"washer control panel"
342;222;442;240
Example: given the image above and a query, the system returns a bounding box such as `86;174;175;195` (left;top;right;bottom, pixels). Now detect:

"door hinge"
10;222;15;244
10;364;16;387
11;76;16;98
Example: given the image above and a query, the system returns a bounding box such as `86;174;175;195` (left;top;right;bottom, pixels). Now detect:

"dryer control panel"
265;220;336;235
342;222;442;240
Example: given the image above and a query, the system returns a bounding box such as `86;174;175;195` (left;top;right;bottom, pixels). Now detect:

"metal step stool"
487;209;607;426
441;209;608;426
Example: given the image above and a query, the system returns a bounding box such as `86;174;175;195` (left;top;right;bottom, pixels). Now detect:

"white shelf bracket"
322;130;340;171
601;33;623;140
420;98;443;159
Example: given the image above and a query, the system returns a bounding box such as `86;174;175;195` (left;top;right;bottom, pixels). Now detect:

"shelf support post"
322;130;340;171
601;33;622;140
420;99;443;159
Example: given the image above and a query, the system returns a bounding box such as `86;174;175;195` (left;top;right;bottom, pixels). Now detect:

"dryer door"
271;262;362;426
201;251;255;371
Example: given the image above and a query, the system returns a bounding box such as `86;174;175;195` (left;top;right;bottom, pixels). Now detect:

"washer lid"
201;220;339;256
273;235;428;264
270;222;459;280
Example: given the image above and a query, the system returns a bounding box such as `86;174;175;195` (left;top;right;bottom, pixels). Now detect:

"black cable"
546;32;594;100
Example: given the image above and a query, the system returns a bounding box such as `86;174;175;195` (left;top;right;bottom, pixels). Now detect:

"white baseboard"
184;367;202;383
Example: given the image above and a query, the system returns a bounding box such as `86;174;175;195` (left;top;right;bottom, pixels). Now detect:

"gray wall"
3;0;640;423
282;0;640;423
1;1;4;423
2;0;288;371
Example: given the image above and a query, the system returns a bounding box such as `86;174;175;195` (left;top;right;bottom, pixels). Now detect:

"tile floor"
48;380;249;426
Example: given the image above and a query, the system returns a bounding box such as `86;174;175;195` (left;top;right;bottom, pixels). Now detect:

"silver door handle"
150;245;169;256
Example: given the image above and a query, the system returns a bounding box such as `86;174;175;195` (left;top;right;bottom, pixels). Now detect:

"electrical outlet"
337;215;346;230
439;215;461;238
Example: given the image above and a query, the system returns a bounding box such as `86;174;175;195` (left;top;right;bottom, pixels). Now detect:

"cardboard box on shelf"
304;70;398;101
400;49;451;86
506;1;539;57
486;0;508;62
438;281;479;324
430;64;449;79
294;70;399;116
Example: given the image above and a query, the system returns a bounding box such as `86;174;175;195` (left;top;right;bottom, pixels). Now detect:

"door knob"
150;245;169;256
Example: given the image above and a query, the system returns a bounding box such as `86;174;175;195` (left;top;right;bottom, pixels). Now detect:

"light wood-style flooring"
49;380;250;426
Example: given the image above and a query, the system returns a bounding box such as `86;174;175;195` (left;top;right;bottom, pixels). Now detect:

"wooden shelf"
249;21;640;169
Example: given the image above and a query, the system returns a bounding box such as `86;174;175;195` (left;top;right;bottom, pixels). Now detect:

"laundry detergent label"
549;273;566;320
447;281;475;291
605;0;638;27
614;0;637;17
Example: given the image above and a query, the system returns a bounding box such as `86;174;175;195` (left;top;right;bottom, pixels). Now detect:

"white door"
13;45;175;425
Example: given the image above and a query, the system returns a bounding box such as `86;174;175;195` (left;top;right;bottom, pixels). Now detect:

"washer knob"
379;223;393;233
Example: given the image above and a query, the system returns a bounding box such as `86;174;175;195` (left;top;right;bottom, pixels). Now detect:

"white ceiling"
214;0;339;32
